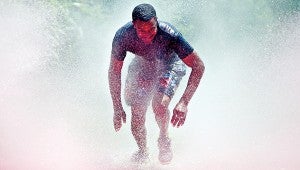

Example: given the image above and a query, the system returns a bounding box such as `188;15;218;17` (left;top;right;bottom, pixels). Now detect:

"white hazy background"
1;1;300;170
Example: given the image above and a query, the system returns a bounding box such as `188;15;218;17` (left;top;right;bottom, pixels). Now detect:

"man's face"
133;17;158;44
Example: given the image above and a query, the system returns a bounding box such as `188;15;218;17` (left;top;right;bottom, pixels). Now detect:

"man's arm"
108;57;126;131
180;51;205;105
108;57;123;109
171;51;205;127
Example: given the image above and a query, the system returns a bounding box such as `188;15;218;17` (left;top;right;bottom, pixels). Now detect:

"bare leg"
152;92;171;138
131;104;148;152
152;92;173;164
125;57;156;163
130;104;150;163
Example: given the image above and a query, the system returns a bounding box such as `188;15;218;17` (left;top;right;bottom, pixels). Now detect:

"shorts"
124;56;186;106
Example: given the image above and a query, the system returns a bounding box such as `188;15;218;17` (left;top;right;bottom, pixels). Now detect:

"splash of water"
0;1;299;170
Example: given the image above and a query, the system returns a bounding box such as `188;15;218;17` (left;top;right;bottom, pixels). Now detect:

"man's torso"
112;21;194;64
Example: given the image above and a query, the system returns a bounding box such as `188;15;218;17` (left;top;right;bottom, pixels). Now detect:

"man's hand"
171;102;188;127
113;109;126;132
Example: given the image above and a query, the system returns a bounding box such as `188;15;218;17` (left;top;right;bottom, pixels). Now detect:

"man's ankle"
159;132;169;139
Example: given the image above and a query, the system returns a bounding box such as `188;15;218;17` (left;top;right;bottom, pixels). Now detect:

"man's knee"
152;93;170;118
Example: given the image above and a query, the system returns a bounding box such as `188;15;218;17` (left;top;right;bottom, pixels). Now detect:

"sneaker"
158;136;173;164
131;149;149;164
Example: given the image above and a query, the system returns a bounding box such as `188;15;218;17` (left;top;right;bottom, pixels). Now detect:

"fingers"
114;111;126;132
171;116;185;127
171;110;186;128
171;114;179;127
114;125;121;132
122;111;126;123
114;117;121;132
177;117;185;127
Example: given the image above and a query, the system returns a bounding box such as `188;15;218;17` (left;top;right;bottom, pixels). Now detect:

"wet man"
108;3;205;164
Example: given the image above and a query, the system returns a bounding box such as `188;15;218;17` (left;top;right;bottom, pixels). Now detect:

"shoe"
131;149;149;164
158;136;173;164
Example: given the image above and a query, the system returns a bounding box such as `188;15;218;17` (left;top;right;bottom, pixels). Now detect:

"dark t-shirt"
111;21;194;63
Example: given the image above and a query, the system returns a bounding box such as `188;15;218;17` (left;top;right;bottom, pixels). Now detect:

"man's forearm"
108;70;122;109
108;58;124;110
180;52;205;105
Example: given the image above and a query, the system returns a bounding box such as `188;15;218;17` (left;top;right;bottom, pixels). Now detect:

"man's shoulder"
115;22;134;38
158;21;180;38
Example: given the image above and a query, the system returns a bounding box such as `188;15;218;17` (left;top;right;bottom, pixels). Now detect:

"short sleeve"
172;33;194;59
111;29;127;61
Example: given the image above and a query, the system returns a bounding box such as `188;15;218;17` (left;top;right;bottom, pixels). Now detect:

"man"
108;3;205;164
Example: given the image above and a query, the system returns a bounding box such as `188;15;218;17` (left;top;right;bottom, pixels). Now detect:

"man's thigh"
124;60;156;106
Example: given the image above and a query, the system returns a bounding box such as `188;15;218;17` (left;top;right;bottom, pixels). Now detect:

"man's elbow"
191;55;205;76
109;57;123;74
198;59;205;74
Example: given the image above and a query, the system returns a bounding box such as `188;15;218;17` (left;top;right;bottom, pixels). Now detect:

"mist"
1;1;299;170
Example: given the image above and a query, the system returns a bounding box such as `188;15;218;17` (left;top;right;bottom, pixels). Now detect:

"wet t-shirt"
111;21;194;63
